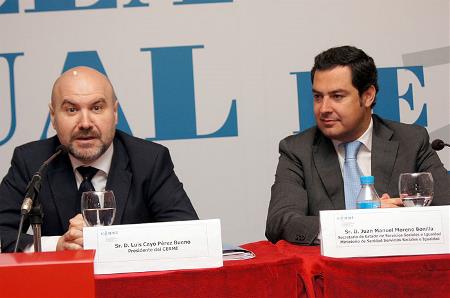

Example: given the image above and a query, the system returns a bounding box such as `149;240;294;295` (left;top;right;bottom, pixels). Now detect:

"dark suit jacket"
266;115;450;245
0;130;198;252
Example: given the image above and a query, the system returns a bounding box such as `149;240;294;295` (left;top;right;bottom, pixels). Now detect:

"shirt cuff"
23;236;60;252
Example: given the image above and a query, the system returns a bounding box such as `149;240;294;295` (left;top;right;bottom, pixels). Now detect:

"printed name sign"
84;219;223;274
320;206;450;258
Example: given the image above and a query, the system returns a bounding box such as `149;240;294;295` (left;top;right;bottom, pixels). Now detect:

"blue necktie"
343;141;362;209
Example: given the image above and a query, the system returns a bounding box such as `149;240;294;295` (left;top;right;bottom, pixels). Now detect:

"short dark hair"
311;45;378;107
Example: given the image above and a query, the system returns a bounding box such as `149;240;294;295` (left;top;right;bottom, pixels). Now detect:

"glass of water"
81;190;116;226
399;172;433;207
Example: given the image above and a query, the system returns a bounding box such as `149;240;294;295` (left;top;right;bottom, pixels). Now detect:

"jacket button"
296;235;306;241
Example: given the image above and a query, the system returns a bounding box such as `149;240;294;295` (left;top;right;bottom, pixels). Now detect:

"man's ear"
49;103;56;129
362;85;376;108
114;100;119;125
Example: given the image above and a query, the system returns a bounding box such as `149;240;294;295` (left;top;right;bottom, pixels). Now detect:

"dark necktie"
77;166;99;195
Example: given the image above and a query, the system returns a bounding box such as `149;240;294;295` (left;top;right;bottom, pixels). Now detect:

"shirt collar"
69;143;114;175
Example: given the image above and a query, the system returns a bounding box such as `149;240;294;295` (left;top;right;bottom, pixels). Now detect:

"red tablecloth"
276;240;450;298
95;241;299;298
95;240;450;298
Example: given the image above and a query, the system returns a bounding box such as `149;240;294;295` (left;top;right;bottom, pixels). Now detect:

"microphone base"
32;224;42;252
29;204;44;253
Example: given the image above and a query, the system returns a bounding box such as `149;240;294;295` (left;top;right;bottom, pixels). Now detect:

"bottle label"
357;201;380;209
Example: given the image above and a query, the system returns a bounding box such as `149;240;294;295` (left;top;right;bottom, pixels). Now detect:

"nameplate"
320;206;450;258
84;219;223;274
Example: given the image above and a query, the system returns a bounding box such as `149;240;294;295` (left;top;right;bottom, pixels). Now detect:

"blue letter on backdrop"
0;0;19;14
26;0;116;12
173;0;232;4
0;53;23;146
123;0;148;7
141;45;238;141
375;66;427;127
40;51;132;139
294;66;427;133
291;71;314;132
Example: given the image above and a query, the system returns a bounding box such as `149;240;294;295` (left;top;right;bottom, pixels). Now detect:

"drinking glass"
399;172;433;207
81;190;116;226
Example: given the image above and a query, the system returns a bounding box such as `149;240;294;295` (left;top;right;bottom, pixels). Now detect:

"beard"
68;129;110;163
68;142;109;163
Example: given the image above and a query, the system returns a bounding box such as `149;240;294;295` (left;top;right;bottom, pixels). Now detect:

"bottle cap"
360;175;374;184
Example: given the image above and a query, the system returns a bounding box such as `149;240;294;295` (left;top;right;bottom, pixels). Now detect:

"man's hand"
380;193;404;208
56;214;85;251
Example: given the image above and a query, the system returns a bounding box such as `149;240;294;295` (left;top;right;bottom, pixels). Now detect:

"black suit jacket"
266;115;450;245
0;130;198;252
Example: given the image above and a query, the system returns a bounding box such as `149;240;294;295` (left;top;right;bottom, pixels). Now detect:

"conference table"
95;240;450;298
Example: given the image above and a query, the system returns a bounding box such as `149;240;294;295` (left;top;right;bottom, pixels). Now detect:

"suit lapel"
106;137;132;225
47;155;79;230
313;133;345;209
371;116;398;195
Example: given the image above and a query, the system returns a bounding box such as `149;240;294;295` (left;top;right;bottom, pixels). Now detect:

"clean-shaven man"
266;46;450;245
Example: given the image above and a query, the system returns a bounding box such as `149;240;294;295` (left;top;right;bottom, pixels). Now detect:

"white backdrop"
0;0;449;245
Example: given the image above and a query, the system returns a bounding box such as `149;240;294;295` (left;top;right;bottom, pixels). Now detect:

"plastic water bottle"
356;176;381;209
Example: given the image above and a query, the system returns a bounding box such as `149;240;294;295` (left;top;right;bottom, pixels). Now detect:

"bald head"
51;66;117;107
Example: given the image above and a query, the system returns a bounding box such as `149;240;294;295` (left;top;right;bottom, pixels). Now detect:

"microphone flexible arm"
13;145;67;253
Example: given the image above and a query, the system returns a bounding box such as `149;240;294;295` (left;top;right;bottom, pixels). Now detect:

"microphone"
20;145;68;215
431;139;450;151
